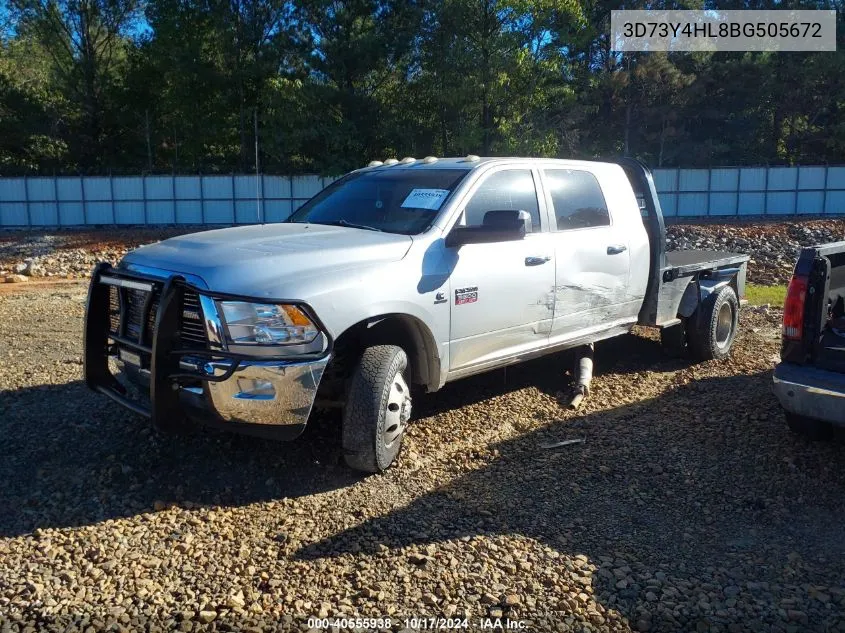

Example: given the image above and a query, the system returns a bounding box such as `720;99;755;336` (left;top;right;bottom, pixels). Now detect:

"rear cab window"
543;169;611;231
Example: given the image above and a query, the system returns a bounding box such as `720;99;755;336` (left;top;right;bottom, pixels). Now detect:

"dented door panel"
537;164;650;342
550;228;636;336
445;166;556;373
447;233;556;371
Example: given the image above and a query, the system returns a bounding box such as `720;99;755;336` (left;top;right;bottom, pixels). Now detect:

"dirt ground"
1;282;844;632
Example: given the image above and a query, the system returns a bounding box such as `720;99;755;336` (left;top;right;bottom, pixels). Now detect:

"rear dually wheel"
688;285;740;361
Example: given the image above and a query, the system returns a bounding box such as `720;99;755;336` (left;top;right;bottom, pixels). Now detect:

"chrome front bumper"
202;356;329;427
85;263;332;441
773;362;845;426
114;355;330;439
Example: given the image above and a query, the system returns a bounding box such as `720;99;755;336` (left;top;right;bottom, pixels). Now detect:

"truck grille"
180;291;207;346
107;284;208;349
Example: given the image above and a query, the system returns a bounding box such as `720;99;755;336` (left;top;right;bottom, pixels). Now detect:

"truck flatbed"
616;159;749;329
666;250;749;276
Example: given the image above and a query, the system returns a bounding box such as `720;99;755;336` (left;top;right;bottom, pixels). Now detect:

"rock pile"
666;220;845;285
1;220;844;285
0;229;191;281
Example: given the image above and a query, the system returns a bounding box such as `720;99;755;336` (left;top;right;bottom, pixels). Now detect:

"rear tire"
342;345;411;473
688;285;739;361
786;412;834;441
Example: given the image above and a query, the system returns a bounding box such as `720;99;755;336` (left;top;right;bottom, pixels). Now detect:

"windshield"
287;169;469;235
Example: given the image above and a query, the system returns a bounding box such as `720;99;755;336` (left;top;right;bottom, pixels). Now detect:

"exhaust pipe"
568;344;594;410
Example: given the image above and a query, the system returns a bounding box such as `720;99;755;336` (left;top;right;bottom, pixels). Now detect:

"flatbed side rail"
663;253;750;282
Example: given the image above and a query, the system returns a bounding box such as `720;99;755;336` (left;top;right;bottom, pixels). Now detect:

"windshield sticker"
401;188;450;210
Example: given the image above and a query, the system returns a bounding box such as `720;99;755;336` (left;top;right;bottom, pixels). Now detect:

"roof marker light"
383;158;399;166
367;160;384;167
422;156;438;164
400;157;416;164
464;154;480;162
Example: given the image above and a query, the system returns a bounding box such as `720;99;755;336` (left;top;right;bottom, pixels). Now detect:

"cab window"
544;169;610;230
462;170;541;233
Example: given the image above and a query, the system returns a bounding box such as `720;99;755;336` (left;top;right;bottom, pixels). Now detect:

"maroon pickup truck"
774;240;845;438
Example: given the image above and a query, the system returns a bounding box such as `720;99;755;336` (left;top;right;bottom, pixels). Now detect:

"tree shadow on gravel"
0;380;357;537
297;366;845;630
0;331;678;538
412;329;690;420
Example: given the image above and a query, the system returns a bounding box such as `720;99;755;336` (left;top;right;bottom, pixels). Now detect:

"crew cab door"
446;167;555;373
539;167;639;341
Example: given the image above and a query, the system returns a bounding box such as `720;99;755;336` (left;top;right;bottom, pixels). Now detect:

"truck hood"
120;223;413;297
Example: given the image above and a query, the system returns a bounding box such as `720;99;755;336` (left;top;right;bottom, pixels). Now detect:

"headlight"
217;301;320;345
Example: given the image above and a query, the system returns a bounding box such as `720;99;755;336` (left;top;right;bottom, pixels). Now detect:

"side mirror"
445;209;528;248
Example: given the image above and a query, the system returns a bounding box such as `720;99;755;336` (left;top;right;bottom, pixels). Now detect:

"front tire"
342;345;412;473
688;285;739;361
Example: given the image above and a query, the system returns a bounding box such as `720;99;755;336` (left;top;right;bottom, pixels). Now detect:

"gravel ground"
2;219;844;285
0;229;194;281
1;285;845;632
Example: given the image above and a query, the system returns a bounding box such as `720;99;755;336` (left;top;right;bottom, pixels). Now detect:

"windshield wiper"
317;219;384;233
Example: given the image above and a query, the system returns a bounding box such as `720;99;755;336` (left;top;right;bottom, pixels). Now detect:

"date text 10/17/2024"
306;617;529;630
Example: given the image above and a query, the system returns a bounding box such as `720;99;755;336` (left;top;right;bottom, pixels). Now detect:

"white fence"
653;165;845;217
1;166;845;227
0;174;338;227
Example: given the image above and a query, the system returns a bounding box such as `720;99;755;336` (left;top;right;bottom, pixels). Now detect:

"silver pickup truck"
84;157;749;472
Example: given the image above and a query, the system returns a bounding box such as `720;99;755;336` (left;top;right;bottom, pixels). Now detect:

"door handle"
607;244;627;255
525;256;552;266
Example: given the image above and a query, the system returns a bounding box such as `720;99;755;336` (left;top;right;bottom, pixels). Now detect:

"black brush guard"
83;262;243;426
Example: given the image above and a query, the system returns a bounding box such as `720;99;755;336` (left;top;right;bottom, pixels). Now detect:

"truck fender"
335;313;443;393
677;274;739;319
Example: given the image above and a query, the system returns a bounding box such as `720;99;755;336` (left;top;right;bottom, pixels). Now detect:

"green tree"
8;0;143;170
0;35;71;171
2;0;845;175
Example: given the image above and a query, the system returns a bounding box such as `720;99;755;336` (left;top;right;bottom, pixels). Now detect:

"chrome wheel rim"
383;372;411;448
715;302;734;347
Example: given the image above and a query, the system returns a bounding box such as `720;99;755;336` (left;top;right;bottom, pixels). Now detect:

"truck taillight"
782;275;808;340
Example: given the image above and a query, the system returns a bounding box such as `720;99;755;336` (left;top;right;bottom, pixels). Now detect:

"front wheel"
688;285;739;361
342;345;412;473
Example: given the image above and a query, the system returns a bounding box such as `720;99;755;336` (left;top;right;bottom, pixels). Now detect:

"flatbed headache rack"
613;157;749;328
